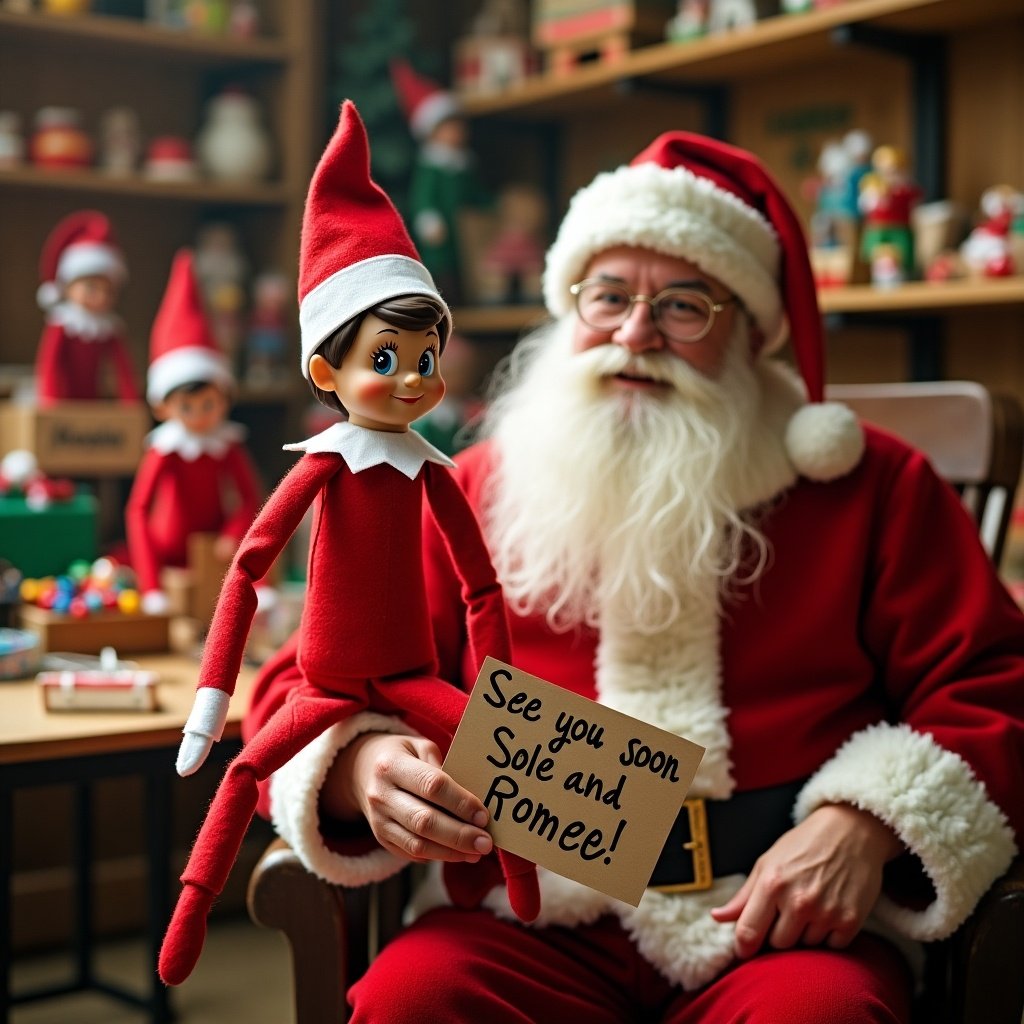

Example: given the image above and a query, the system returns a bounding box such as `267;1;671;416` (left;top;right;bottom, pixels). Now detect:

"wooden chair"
248;380;1024;1024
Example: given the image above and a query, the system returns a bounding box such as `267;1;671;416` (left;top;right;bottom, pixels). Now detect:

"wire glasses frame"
569;279;740;343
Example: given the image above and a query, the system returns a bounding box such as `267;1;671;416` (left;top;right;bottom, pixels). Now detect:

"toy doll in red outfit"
34;210;141;405
126;249;262;615
157;100;539;987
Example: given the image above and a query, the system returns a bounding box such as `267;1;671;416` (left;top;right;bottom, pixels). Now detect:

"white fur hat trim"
785;401;864;481
147;345;234;405
543;162;783;339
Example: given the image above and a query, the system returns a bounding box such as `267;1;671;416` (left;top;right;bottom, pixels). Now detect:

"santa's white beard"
480;317;781;636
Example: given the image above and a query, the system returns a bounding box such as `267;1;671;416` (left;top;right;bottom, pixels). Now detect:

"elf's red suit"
247;425;1024;1013
35;313;140;404
125;422;261;594
158;422;539;986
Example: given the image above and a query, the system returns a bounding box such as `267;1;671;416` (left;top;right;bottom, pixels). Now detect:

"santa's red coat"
125;441;262;594
246;424;1024;987
35;321;140;404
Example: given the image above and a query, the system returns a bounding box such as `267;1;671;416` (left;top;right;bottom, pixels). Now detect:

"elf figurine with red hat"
125;249;262;616
390;58;492;304
34;210;141;406
157;100;539;988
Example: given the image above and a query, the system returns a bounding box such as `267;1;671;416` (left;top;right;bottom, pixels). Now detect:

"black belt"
647;779;806;893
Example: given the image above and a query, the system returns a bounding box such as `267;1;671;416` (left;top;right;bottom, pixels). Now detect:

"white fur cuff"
795;722;1017;940
269;712;419;886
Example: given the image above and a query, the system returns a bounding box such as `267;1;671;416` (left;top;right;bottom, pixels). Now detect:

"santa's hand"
176;687;230;777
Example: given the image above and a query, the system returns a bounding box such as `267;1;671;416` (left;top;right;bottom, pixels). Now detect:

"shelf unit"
441;0;1024;389
0;4;325;484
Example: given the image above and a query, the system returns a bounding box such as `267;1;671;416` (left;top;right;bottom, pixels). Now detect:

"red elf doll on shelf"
157;100;540;987
126;249;263;616
34;210;141;405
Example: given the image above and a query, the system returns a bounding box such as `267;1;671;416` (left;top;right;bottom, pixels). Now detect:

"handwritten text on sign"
443;659;705;906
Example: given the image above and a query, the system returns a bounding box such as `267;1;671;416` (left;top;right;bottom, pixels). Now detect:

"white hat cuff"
147;346;234;405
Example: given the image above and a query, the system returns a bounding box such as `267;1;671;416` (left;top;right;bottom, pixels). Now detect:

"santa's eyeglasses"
569;279;740;343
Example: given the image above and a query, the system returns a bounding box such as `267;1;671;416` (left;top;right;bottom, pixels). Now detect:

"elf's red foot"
499;850;540;923
443;855;504;909
158;883;215;986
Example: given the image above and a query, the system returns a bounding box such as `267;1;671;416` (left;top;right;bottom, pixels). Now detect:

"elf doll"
157;101;539;987
34;210;141;405
391;59;492;304
125;249;262;616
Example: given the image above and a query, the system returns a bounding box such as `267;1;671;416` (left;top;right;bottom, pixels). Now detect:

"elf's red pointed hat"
542;131;863;481
37;210;127;311
147;249;233;404
390;58;461;141
297;100;448;378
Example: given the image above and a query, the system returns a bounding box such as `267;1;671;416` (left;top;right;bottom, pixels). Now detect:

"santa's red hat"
390;59;461;141
542;131;863;482
37;210;128;311
297;100;449;378
147;249;234;404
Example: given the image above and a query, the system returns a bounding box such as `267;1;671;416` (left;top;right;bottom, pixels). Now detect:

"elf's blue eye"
418;349;436;376
372;347;399;376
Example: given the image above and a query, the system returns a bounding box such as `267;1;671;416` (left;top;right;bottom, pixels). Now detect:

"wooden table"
0;653;257;1024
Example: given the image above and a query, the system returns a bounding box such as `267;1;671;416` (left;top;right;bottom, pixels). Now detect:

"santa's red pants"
348;907;912;1023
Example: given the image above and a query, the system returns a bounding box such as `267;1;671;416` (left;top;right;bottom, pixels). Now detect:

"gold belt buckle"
650;797;713;894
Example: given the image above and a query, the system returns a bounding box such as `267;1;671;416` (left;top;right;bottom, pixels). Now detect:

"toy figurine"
243;270;290;386
960;184;1024;279
125;249;262;616
477;182;547;305
193;220;248;368
157;101;539;988
99;106;142;178
391;59;492;304
666;0;710;42
858;144;922;284
34;210;141;405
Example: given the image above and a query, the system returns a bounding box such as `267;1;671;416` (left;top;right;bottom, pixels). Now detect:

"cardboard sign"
443;658;705;906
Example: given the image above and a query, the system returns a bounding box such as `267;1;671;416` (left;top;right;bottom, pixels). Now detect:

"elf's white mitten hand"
176;687;230;777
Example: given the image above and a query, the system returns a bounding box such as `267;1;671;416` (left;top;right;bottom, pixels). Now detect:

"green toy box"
0;491;98;578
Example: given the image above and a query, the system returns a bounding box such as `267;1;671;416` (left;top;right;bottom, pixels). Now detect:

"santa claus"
248;133;1023;1021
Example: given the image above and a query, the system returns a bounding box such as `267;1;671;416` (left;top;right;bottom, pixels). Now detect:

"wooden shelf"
461;0;1023;119
454;280;1024;335
0;9;287;65
819;278;1024;315
0;164;289;206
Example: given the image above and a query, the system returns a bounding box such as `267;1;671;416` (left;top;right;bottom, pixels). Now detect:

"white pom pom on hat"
543;131;864;482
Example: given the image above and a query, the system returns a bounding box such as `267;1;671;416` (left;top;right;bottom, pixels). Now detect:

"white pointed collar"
283;421;455;479
146;419;247;461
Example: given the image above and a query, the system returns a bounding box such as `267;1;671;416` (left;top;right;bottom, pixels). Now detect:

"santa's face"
65;274;119;315
572;247;744;381
311;313;446;432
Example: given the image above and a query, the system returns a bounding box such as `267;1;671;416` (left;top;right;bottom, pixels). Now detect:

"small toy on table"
125;249;262;618
34;210;141;406
477;183;547;305
157;100;539;989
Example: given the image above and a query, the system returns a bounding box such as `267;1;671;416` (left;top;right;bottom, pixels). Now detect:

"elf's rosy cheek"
355;377;393;401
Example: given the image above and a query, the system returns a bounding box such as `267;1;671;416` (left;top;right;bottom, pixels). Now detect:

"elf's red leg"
159;685;368;985
375;674;540;923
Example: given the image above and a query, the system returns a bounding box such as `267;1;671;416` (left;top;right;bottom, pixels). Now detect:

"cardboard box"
0;401;149;476
532;0;674;50
17;604;171;655
0;491;97;577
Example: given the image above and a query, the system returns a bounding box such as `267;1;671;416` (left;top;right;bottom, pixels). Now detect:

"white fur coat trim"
269;712;419;886
794;721;1017;940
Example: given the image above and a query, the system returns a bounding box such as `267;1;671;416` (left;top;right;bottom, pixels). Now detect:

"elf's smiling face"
309;313;446;432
